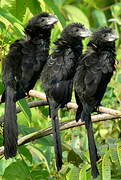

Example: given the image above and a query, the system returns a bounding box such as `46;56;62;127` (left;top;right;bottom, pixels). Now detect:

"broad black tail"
51;113;63;171
3;86;18;159
82;104;99;178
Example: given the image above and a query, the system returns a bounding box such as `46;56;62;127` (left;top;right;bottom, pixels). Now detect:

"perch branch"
1;90;121;116
0;100;48;123
0;113;121;156
29;90;121;116
16;100;48;113
0;90;121;124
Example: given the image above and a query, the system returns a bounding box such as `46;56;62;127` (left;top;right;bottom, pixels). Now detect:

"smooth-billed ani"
74;27;118;178
2;12;58;159
41;23;92;171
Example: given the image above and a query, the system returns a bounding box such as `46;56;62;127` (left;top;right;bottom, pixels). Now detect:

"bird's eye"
76;29;79;32
41;19;45;22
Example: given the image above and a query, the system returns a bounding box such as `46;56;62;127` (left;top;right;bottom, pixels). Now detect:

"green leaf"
28;145;50;172
5;0;26;21
0;81;5;94
31;168;49;180
111;3;121;18
117;143;121;166
1;0;41;20
102;152;111;180
67;150;82;167
99;129;108;138
0;159;14;176
117;73;121;83
92;9;107;27
0;8;24;36
66;165;80;180
83;0;97;8
63;5;90;27
18;145;32;163
17;98;32;123
0;21;6;30
109;144;118;163
25;0;42;15
22;7;33;25
3;160;31;180
43;0;66;27
79;164;87;180
0;8;23;26
36;135;54;146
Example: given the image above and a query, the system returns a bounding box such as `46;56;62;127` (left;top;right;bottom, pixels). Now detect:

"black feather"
74;26;118;178
41;23;91;171
2;12;57;159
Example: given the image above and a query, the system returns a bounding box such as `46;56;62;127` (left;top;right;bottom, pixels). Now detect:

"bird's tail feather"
76;105;83;122
82;104;99;178
51;114;63;171
3;86;18;159
75;91;83;122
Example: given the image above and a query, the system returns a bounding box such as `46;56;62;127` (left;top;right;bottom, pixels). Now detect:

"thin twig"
0;113;121;156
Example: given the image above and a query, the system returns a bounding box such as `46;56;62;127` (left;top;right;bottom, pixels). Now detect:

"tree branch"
0;100;48;123
0;90;121;123
0;89;120;156
0;113;121;156
17;100;48;113
29;90;121;116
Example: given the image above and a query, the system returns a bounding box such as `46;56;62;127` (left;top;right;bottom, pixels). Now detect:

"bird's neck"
28;30;51;44
31;37;50;46
89;40;115;53
55;38;83;57
71;43;83;58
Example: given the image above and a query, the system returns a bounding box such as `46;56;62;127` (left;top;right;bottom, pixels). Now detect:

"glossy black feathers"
74;26;118;178
41;23;91;171
2;12;57;159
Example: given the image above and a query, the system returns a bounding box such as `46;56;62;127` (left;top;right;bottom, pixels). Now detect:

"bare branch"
0;100;48;123
29;90;121;116
0;113;121;156
29;90;46;100
0;90;121;124
0;89;120;157
16;100;48;113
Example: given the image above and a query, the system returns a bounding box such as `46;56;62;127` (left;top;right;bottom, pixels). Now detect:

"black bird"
2;12;58;159
74;27;118;178
41;23;92;171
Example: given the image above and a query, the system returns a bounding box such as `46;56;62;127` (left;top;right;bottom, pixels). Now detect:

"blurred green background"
0;0;121;179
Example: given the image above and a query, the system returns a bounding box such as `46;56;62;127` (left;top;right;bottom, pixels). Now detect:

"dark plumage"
41;23;92;171
74;26;118;178
2;12;57;159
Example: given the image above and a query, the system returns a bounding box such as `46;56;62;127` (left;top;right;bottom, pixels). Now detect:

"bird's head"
25;12;58;37
92;27;119;43
60;23;92;44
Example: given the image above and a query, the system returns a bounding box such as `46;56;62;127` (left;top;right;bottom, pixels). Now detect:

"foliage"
0;0;121;179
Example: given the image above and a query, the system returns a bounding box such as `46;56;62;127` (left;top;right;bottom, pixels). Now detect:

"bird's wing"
84;54;102;101
100;51;115;74
2;40;23;86
75;52;102;105
42;48;76;105
43;48;76;83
